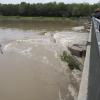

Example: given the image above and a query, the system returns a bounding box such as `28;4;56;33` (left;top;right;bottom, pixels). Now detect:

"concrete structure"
78;18;100;100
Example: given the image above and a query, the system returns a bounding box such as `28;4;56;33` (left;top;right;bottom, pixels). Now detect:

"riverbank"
0;16;89;22
0;16;71;21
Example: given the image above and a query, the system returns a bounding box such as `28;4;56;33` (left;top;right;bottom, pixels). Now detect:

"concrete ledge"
78;18;100;100
78;28;91;100
78;45;90;100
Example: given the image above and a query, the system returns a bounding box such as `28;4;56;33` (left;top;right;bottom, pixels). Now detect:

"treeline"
0;2;99;17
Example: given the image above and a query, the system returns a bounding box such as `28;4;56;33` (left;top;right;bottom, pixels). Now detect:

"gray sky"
0;0;99;4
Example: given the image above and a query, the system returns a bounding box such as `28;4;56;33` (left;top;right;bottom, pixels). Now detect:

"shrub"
60;51;81;70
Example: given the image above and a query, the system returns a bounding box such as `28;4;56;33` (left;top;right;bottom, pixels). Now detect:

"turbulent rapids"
0;20;88;100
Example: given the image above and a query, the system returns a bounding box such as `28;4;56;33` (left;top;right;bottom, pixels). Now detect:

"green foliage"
60;51;81;70
0;2;99;17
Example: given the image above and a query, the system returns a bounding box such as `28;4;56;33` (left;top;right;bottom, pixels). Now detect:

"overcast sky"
0;0;99;4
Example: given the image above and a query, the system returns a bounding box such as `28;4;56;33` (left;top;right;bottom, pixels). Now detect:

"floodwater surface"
0;20;89;100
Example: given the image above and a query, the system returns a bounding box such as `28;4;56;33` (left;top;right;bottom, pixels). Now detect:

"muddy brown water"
0;20;89;100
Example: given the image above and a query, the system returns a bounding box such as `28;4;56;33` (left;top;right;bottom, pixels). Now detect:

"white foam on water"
54;32;75;47
58;88;63;100
68;85;77;100
3;37;53;58
72;26;84;32
53;31;88;48
42;56;49;64
20;47;32;58
3;39;33;57
3;43;12;51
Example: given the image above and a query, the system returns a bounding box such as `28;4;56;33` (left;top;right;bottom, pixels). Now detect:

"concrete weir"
78;18;100;100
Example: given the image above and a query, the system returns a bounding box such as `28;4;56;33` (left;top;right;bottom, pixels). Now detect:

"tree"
0;2;98;17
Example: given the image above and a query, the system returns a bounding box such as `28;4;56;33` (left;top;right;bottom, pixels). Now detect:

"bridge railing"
78;17;100;100
93;18;100;45
93;17;100;30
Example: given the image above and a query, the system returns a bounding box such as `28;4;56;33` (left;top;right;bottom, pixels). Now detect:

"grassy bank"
0;16;79;22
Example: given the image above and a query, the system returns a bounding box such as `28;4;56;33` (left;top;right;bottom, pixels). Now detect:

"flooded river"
0;20;88;100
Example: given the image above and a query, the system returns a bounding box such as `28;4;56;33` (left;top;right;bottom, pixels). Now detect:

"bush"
60;51;81;70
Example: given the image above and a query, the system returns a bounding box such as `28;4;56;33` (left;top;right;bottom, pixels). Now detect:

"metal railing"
93;18;100;46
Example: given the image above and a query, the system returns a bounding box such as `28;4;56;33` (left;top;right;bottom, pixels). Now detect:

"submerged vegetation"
0;2;99;17
60;51;81;70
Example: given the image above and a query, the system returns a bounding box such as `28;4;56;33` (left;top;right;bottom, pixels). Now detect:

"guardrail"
78;17;100;100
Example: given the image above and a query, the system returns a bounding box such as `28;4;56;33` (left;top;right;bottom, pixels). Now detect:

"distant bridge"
78;17;100;100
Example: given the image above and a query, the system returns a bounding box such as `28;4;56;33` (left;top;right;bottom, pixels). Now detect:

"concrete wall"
78;18;100;100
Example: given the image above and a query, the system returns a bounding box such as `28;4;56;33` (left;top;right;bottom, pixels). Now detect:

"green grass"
60;51;81;71
0;16;76;21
